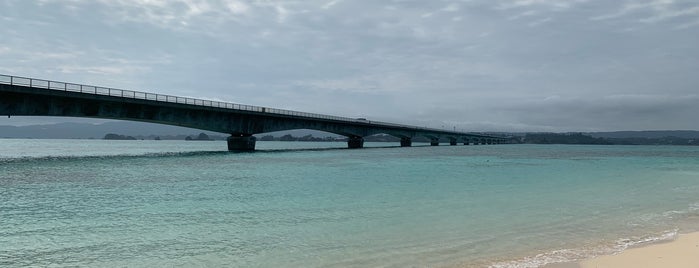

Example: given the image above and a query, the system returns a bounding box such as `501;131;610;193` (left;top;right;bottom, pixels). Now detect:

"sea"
1;139;698;268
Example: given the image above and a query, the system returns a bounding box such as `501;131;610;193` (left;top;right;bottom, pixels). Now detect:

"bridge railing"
0;74;500;138
0;74;366;121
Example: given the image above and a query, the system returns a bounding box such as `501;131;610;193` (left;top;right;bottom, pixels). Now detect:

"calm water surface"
1;139;698;267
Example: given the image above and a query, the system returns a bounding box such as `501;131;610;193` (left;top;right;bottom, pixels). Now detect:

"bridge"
0;74;507;151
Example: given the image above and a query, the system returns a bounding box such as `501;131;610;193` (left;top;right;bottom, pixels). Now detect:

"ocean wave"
489;203;699;268
488;230;679;268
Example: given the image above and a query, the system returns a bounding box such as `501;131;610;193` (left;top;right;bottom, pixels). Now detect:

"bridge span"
0;74;507;151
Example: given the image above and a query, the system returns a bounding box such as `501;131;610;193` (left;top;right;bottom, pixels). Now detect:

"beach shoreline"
537;231;699;268
574;231;699;268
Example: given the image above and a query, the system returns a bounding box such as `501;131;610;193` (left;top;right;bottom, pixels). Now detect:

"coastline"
574;231;699;268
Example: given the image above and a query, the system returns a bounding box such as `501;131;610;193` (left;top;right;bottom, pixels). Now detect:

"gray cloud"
1;0;698;131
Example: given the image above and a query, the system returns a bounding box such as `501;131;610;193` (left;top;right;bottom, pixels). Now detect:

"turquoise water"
2;140;699;267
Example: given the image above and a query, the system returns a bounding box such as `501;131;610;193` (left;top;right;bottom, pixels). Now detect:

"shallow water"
1;140;698;267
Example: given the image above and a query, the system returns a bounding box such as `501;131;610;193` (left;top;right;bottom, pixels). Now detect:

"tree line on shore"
258;134;413;142
518;133;697;146
103;132;220;141
102;132;697;146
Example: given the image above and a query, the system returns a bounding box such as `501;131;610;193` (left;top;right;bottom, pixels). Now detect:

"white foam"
488;230;679;268
613;229;678;251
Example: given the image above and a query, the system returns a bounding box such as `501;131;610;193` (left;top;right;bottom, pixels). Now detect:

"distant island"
513;132;697;146
1;122;697;146
95;132;696;145
185;133;214;141
257;134;404;142
103;133;137;140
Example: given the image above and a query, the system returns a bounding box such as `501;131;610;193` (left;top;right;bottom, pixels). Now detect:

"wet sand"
577;232;699;268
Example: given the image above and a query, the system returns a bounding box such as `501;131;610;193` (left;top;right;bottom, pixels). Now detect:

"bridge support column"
348;136;364;149
450;139;457;146
464;139;470;145
227;135;256;151
430;138;439;146
400;137;412;147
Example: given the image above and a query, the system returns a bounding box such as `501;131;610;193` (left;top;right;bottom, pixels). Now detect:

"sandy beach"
576;232;699;268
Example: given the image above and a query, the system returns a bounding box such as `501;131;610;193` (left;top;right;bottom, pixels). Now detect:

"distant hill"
587;131;699;139
0;122;223;139
524;133;611;145
519;132;698;146
1;121;697;142
104;133;137;140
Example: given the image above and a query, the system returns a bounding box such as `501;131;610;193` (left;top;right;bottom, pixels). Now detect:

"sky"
1;0;698;132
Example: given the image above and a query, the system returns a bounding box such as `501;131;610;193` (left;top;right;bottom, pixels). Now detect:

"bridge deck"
0;74;507;151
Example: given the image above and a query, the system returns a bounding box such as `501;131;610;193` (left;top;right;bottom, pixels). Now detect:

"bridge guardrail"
0;74;362;121
0;74;500;138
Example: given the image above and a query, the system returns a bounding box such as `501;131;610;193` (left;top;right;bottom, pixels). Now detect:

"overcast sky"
1;0;697;132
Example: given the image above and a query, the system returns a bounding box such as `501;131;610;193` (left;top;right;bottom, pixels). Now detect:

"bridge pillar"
464;139;470;145
400;137;412;147
430;138;439;146
450;139;457;146
348;136;364;149
227;135;256;151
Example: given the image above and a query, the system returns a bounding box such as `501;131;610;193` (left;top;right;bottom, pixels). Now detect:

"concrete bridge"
0;74;507;151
